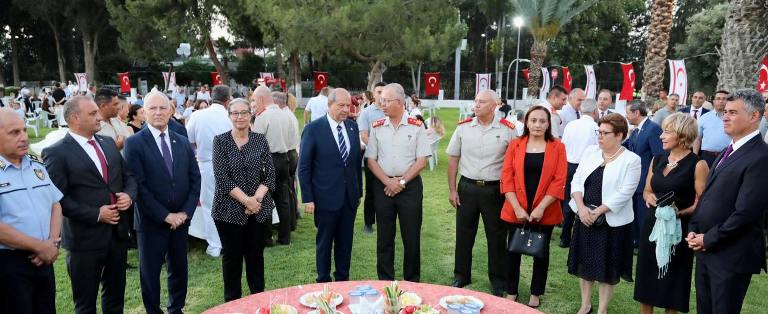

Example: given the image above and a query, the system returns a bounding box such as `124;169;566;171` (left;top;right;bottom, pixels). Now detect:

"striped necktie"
337;124;348;165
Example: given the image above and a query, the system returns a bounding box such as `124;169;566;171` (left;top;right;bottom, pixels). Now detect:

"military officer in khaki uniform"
366;83;431;282
446;89;517;296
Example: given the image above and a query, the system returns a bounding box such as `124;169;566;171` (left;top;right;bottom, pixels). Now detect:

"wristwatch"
399;179;406;187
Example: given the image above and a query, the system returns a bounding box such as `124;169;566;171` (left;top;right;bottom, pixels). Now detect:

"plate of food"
299;286;344;308
399;292;422;307
400;304;439;314
262;304;297;314
439;295;484;310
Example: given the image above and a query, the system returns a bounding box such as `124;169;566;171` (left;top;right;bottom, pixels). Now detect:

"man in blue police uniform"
0;108;63;314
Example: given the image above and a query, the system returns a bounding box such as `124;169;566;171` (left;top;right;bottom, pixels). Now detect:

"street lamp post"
511;16;524;110
481;33;488;73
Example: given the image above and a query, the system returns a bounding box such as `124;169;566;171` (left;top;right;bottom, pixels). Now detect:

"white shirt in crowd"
195;90;211;101
327;114;350;155
186;103;232;162
305;94;329;122
538;101;562;138
68;131;108;177
146;123;173;159
504;115;525;136
283;107;300;150
561;115;599;164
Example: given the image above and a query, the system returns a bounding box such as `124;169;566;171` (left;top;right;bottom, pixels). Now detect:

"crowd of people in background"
1;78;768;314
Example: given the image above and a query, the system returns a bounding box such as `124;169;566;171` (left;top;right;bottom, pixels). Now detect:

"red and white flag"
74;73;88;92
476;73;491;95
211;72;222;86
522;68;529;81
539;67;550;100
757;56;768;93
668;60;687;106
313;71;329;91
562;67;572;92
620;63;636;101
424;72;440;96
260;72;274;80
584;65;597;99
162;72;177;92
118;72;131;93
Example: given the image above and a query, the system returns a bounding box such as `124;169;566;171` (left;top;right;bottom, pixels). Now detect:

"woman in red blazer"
500;105;568;308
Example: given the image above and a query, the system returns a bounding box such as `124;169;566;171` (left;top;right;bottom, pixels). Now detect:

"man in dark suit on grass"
298;88;362;283
124;91;200;314
43;96;137;314
687;88;768;314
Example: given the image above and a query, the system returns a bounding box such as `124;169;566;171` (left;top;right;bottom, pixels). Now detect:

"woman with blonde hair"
634;113;708;314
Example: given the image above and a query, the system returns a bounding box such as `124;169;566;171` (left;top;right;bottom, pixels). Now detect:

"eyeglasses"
595;130;615;137
229;111;251;118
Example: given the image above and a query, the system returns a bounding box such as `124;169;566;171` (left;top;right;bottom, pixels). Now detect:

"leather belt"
460;176;499;187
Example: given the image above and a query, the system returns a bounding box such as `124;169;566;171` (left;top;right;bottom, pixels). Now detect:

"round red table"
204;280;542;313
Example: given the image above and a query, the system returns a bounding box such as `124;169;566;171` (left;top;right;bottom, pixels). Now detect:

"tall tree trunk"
205;38;229;85
275;49;285;81
0;64;6;86
416;62;422;95
10;34;20;86
717;0;768;91
367;60;386;92
289;51;302;99
410;65;417;94
527;40;548;97
82;31;99;84
52;28;67;83
641;0;675;103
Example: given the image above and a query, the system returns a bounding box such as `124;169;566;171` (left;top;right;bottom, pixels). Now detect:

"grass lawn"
31;108;767;313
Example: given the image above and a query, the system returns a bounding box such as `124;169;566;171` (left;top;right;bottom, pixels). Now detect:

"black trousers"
362;158;376;227
67;237;128;314
288;149;299;231
453;178;507;290
695;257;752;314
215;218;267;302
314;203;356;282
0;250;55;314
137;228;189;314
270;152;292;244
507;224;554;296
560;162;578;245
374;175;423;282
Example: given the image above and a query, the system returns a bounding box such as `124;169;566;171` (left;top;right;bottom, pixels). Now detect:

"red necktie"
87;139;116;204
693;109;698;120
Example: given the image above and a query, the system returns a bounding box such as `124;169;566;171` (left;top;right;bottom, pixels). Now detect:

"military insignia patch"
0;160;5;170
34;169;45;180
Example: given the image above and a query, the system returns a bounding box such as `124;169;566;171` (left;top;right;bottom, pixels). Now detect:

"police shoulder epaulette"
372;118;386;128
457;117;473;125
500;119;516;129
27;154;44;164
407;117;422;126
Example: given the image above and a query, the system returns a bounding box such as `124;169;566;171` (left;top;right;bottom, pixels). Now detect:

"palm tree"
513;0;597;97
641;0;676;103
717;0;768;91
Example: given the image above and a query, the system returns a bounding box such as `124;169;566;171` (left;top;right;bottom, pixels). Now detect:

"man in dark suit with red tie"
43;96;137;314
298;88;362;283
124;91;200;314
687;89;768;314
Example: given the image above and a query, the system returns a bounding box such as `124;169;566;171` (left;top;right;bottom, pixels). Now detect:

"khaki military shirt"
365;115;432;176
253;104;294;153
446;116;517;181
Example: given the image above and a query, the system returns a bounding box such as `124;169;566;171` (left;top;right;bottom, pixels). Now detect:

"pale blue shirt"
0;155;63;250
357;104;385;132
698;111;731;152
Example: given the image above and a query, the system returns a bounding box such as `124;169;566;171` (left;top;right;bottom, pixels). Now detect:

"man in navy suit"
680;91;710;121
687;89;768;314
298;88;363;283
124;91;201;314
624;100;664;247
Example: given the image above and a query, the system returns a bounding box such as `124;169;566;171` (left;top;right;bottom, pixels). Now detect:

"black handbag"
586;204;606;227
507;224;549;258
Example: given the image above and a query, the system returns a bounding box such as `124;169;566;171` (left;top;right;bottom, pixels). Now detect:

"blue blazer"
623;118;664;194
298;116;363;211
123;128;201;231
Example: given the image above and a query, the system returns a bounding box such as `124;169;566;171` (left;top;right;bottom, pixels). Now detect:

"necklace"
603;147;624;161
667;152;690;169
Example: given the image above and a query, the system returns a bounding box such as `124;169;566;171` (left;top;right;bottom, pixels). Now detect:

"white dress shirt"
561;115;599;164
305;95;329;122
68;131;107;177
731;129;761;154
327;114;350;155
186;103;232;162
146;123;173;160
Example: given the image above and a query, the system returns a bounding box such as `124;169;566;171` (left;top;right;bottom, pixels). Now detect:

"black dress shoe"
491;288;505;297
451;279;470;288
558;239;569;248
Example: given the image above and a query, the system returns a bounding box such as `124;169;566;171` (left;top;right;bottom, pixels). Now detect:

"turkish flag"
424;72;440;96
314;71;329;91
522;68;529;81
118;72;130;93
211;72;222;86
620;63;636;101
757;56;768;93
562;67;572;92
